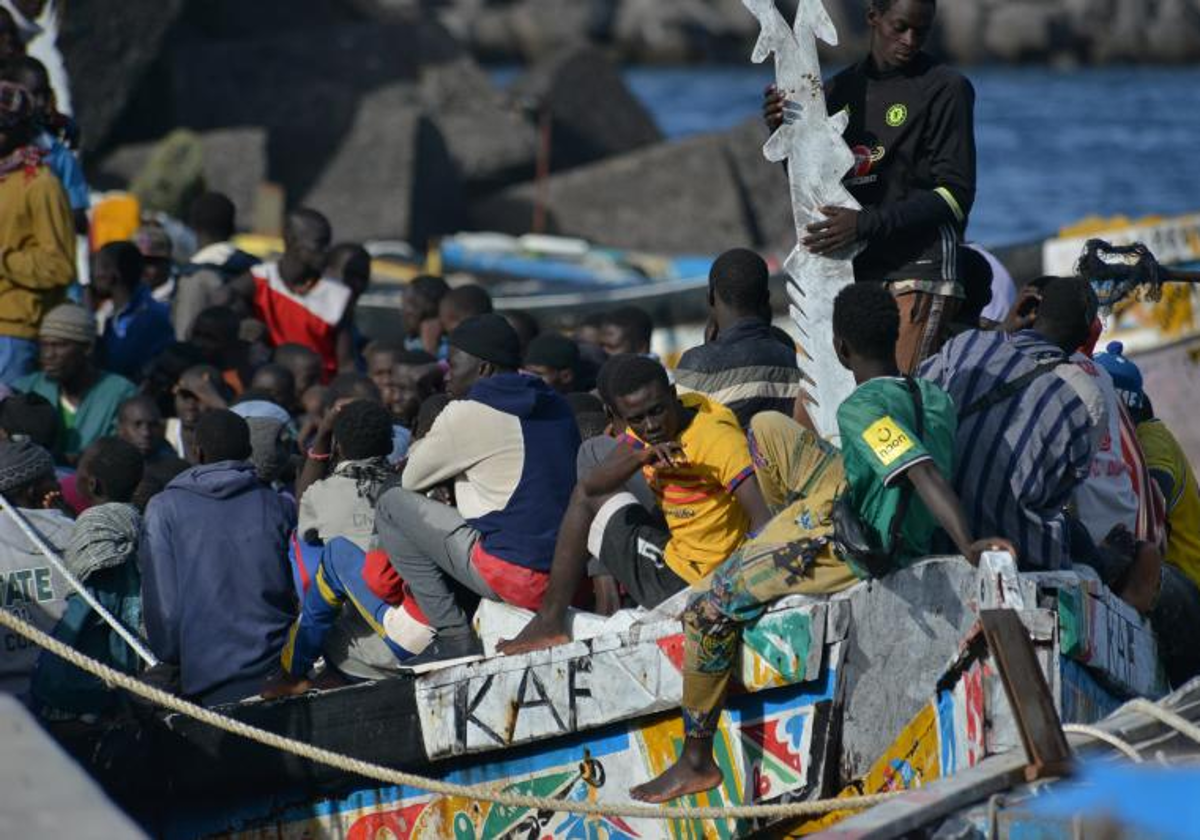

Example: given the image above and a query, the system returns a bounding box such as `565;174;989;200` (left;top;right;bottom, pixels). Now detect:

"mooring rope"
0;606;899;821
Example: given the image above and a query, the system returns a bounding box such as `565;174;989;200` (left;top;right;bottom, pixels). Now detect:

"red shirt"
251;262;350;381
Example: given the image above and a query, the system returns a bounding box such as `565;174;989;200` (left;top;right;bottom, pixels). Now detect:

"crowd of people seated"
0;26;1198;805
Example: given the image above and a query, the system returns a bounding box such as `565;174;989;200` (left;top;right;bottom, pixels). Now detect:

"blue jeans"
0;337;37;385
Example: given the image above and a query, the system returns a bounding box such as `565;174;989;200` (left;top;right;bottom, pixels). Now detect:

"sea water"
495;65;1200;248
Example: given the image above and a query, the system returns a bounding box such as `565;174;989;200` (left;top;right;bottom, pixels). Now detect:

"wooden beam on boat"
979;609;1072;781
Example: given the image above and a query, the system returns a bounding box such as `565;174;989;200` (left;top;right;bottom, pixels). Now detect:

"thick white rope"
1118;698;1200;746
1062;724;1144;762
0;495;158;666
0;606;897;821
1062;695;1200;764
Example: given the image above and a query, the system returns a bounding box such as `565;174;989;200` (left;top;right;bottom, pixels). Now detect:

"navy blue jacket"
140;461;295;704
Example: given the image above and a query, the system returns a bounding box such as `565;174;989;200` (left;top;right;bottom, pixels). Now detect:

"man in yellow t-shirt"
498;354;771;656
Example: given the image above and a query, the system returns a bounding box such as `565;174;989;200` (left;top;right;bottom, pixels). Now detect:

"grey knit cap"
39;303;97;345
0;440;55;493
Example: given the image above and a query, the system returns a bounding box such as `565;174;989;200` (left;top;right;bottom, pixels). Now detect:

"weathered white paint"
418;599;831;759
742;0;863;439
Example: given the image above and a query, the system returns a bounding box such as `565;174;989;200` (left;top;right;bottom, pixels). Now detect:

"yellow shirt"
1137;419;1200;590
0;164;75;339
623;393;755;583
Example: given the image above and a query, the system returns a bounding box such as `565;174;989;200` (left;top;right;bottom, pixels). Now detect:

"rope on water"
0;606;898;821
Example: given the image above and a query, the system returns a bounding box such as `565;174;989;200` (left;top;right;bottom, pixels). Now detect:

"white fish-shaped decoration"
743;0;863;440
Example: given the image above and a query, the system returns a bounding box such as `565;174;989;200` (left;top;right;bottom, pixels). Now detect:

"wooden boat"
71;558;1165;839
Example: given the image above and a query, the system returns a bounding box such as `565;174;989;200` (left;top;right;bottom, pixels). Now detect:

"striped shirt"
675;319;803;427
918;330;1100;570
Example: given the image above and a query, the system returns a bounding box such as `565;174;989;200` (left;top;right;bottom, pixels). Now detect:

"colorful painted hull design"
161;566;1164;840
203;670;840;840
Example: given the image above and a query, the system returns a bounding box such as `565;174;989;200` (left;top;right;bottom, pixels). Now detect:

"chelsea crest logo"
885;103;908;127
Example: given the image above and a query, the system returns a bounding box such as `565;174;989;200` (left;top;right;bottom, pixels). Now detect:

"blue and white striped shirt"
919;330;1099;570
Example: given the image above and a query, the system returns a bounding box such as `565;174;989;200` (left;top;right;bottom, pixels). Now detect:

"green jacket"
16;370;137;462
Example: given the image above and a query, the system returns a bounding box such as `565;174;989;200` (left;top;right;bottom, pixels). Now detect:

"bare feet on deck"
630;755;724;803
496;614;570;656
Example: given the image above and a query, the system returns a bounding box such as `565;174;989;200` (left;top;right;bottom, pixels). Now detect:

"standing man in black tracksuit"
766;0;976;373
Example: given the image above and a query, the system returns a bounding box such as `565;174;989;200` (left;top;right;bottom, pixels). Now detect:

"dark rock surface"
433;0;1200;65
94;128;268;222
510;46;663;172
470;117;790;254
58;0;187;157
302;85;464;245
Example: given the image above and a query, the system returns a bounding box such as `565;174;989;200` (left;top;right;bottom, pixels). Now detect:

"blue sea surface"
494;64;1200;247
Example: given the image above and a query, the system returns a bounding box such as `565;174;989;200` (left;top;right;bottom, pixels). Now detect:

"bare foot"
497;613;570;656
630;756;723;803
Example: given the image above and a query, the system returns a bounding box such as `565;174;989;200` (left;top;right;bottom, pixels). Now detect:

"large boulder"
719;119;795;252
469;118;792;254
417;57;537;193
613;0;755;63
935;0;989;65
982;2;1070;62
92;127;269;223
58;0;187;156
138;20;531;199
301;85;464;247
509;45;663;172
440;0;613;61
1143;0;1200;62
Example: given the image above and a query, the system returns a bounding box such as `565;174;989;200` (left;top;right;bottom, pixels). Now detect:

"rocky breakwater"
78;0;795;258
433;0;1200;65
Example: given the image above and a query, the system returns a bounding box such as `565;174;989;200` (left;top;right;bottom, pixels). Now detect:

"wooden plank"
979;609;1072;780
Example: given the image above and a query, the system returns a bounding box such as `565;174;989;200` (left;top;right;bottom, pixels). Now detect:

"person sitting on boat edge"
497;354;773;656
262;400;435;698
140;410;296;706
920;277;1161;612
674;248;803;428
627;282;1013;803
1095;342;1200;687
375;314;580;667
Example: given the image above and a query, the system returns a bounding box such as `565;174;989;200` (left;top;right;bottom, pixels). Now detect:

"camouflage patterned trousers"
681;425;858;738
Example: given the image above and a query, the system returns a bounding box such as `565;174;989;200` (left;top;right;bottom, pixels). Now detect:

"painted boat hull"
62;560;1167;840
